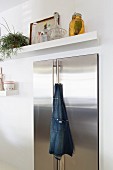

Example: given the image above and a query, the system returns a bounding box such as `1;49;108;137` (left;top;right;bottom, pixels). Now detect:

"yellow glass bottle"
69;13;85;36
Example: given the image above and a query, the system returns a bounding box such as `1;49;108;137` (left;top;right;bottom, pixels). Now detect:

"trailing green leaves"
0;32;29;59
0;18;29;60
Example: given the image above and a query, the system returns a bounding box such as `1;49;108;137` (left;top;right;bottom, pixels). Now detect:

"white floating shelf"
12;31;98;59
22;31;97;53
0;31;98;60
0;90;18;96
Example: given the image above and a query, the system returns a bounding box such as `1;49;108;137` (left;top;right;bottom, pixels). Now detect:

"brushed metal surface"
33;54;98;170
34;60;53;170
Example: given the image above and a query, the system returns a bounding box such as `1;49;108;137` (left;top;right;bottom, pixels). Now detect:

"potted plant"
0;19;29;60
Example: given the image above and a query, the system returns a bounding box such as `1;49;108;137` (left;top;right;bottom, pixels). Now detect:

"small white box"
4;81;15;90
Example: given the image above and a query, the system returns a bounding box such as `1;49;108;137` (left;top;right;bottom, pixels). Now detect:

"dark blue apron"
49;83;74;159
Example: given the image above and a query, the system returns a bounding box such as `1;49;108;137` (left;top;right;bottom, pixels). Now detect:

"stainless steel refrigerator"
33;54;99;170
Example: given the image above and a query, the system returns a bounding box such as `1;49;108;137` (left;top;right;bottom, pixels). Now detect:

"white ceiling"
0;0;27;13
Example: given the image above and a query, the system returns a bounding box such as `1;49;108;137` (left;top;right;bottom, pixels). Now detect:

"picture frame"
30;15;60;44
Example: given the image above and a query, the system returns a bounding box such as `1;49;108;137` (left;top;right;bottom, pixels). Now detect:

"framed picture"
30;15;60;44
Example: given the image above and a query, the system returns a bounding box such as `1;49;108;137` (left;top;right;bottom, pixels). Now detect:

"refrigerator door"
34;60;54;170
59;54;98;170
33;54;98;170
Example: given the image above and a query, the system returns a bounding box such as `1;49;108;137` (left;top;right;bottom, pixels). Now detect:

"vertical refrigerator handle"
52;61;55;96
52;59;65;170
52;59;60;94
56;59;60;84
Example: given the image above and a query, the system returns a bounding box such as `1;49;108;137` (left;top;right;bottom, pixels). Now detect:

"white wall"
0;0;112;170
0;1;32;37
0;58;34;170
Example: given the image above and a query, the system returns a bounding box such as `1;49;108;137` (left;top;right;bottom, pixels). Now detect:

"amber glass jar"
69;13;85;36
